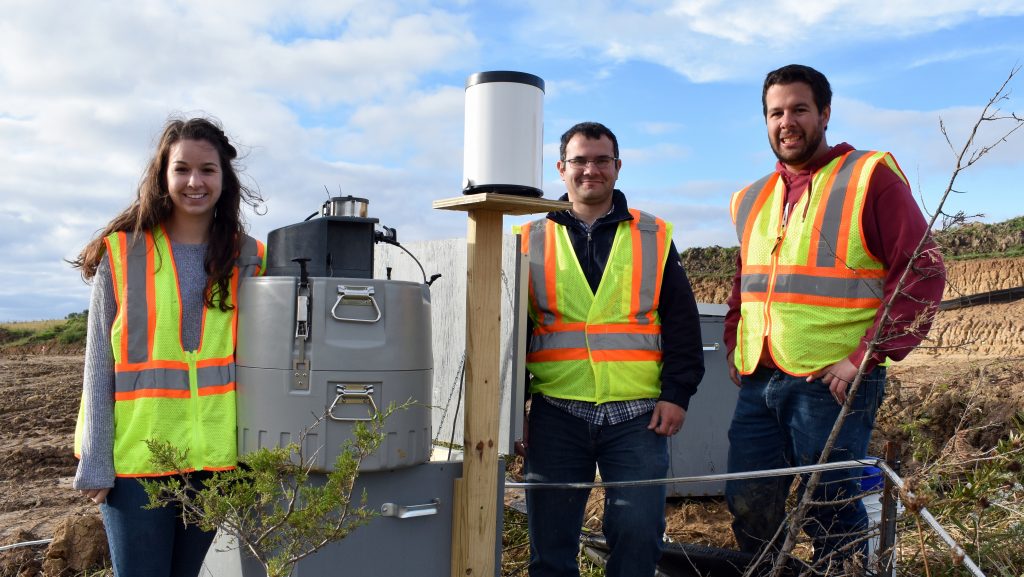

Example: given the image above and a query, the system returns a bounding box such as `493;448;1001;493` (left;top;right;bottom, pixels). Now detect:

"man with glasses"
724;64;945;568
518;122;705;577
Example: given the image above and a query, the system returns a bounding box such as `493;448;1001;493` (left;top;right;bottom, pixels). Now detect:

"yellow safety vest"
74;226;265;476
520;210;672;404
730;150;905;375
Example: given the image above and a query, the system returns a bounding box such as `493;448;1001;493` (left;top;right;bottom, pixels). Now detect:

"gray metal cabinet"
667;304;738;497
203;460;503;576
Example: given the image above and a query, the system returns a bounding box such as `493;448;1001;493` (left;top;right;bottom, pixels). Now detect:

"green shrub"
143;401;412;577
906;416;1024;576
57;310;88;345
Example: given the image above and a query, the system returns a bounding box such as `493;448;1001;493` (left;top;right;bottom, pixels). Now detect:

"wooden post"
434;193;569;577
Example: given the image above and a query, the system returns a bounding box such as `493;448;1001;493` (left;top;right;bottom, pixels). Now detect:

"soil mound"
944;256;1024;299
41;514;108;576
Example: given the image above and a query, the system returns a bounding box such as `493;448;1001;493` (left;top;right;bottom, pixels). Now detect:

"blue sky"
2;1;1023;321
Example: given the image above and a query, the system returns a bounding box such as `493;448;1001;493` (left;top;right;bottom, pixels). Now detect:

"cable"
0;538;52;552
375;233;432;285
506;458;885;490
447;357;466;460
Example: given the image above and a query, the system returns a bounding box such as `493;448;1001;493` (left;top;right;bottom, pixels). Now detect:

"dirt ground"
2;298;1023;575
0;355;101;576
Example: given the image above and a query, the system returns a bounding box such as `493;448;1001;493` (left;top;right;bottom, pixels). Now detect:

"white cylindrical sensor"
462;71;545;197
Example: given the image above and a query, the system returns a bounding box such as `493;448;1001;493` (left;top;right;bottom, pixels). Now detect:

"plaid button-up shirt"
542;395;657;426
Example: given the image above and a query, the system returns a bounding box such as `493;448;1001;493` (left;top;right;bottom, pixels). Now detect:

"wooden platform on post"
433;193;569;577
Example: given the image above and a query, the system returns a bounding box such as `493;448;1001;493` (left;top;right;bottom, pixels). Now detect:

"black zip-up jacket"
530;189;706;410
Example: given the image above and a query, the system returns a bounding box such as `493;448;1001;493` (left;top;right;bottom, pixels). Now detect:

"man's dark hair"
559;122;619;161
762;64;832;118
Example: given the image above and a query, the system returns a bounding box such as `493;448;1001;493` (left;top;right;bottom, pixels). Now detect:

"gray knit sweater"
73;242;210;489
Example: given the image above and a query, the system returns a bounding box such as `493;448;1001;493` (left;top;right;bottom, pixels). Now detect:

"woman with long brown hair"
71;116;265;577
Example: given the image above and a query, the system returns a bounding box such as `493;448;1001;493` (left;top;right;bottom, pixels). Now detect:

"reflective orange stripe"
145;231;158;357
116;388;193;401
110;233;129;364
198;382;236;396
524;221;540;325
527;348;590;362
763;292;881;309
119;468;196;478
586;323;661;335
115;359;188;372
118;464;236;478
835;152;870;260
630;213;643;321
806;156;843;261
743;176;777;246
226;272;236;352
743;263;885;279
255;241;266;275
544;221;561;326
591;349;662;362
197;356;233;368
652;218;667;313
115;356;233;372
534;322;587;334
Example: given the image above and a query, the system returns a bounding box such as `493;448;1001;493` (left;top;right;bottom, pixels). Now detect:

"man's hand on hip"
806;357;859;405
648;400;686;436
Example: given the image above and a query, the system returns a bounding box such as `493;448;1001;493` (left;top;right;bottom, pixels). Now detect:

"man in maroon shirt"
723;64;945;568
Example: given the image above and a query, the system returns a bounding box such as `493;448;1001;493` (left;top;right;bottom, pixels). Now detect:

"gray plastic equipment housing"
236;276;433;472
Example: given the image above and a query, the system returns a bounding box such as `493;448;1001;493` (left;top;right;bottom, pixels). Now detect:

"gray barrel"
236;276;432;472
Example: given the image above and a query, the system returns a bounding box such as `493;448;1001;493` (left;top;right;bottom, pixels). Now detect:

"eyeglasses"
564;156;618;170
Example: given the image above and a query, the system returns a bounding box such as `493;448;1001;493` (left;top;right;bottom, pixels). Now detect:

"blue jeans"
725;366;885;566
525;396;668;577
101;472;216;577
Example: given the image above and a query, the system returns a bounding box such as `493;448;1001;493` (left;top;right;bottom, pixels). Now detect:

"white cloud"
621;142;691;165
1;0;1021;320
637;121;685;136
907;44;1024;68
634;199;737;249
516;0;1024;82
834;96;1024;179
0;0;478;320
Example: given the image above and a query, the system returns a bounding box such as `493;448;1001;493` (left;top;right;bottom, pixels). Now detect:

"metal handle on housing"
327;384;379;422
703;342;720;351
330;285;381;323
380;499;440;519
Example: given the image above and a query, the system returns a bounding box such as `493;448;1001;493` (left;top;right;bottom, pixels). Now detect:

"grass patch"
948;246;1024;261
0;319;64;332
502;506;606;577
0;311;88;350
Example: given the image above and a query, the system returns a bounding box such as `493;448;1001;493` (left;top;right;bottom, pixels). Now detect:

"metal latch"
380;499;440;519
291;258;312;390
295;294;310;339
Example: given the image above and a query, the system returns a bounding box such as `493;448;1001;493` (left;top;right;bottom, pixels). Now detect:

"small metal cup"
322;195;369;217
